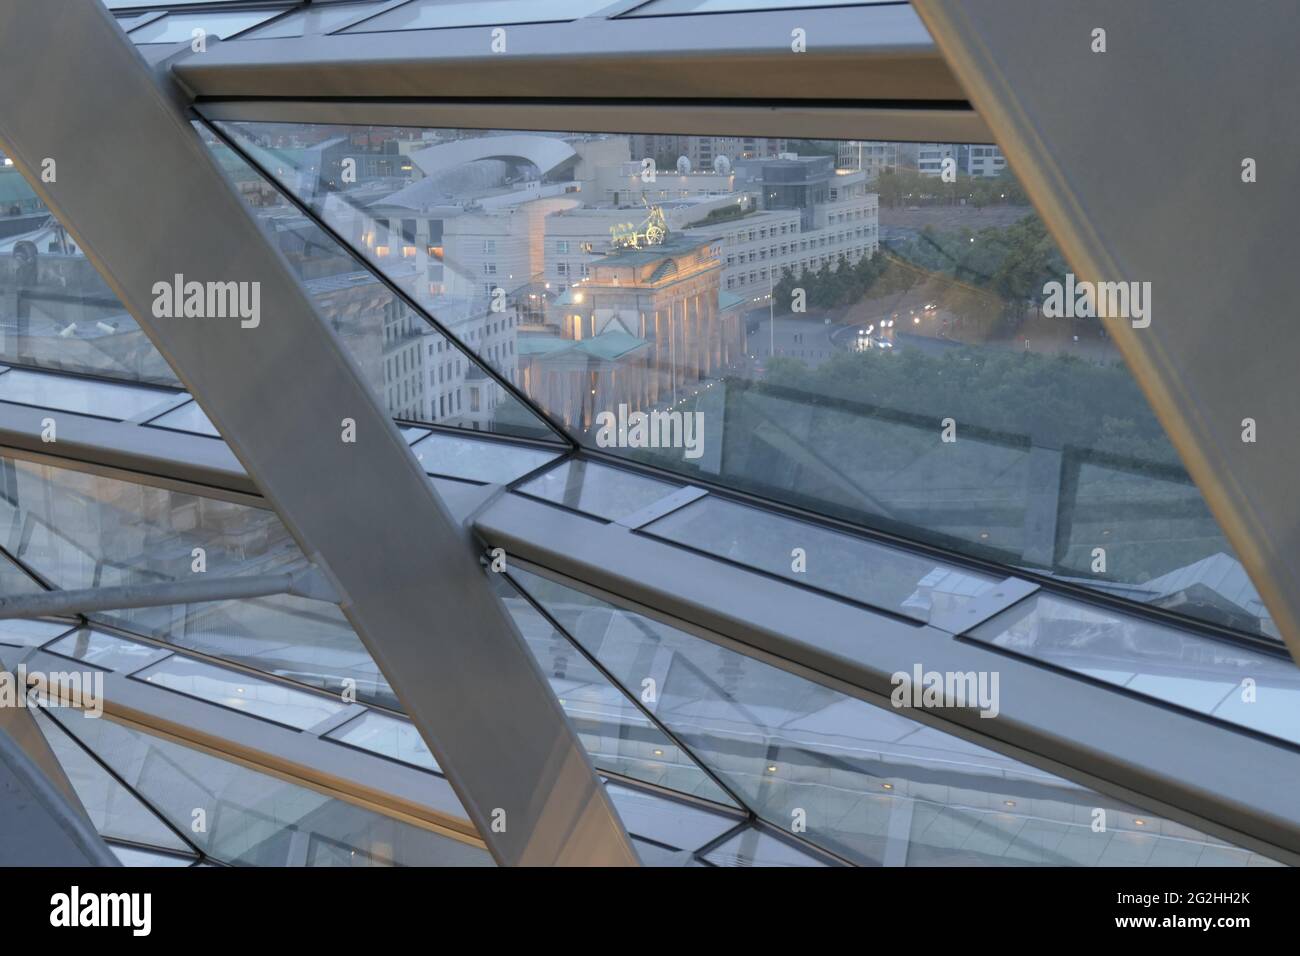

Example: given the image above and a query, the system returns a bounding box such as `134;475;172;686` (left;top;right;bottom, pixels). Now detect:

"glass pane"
242;2;376;39
196;122;555;440
56;714;493;866
113;14;158;32
146;400;219;437
45;628;160;672
343;0;612;33
109;844;198;867
104;0;254;6
605;781;739;851
703;826;829;867
134;655;350;730
129;11;277;43
35;711;191;852
628;0;885;12
0;172;180;386
210;121;1267;641
633;837;701;866
0;619;72;648
0;452;394;708
968;593;1300;746
304;830;490;867
97;598;396;710
410;429;560;483
499;577;737;805
645;495;998;622
0;366;177;419
326;710;441;773
518;459;681;520
147;401;431;445
514;567;1280;867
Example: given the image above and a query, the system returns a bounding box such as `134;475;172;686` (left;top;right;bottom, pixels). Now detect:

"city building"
711;156;879;299
913;143;1009;178
836;140;906;180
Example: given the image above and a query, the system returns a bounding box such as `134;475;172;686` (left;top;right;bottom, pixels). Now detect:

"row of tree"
771;215;1069;340
874;167;1030;208
771;248;898;314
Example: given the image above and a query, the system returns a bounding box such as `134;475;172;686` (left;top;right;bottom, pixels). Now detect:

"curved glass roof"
5;0;1293;872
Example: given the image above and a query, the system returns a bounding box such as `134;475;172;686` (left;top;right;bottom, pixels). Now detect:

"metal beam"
0;398;537;526
27;650;484;847
910;0;1300;664
0;567;336;620
0;0;637;866
171;4;963;103
475;490;1300;864
197;99;993;145
0;399;258;500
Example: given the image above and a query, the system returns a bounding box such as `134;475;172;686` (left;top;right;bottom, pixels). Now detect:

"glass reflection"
50;713;493;866
605;781;739;851
128;11;276;43
645;494;997;622
342;0;613;33
327;710;441;773
703;826;830;867
0;453;395;708
146;400;220;437
410;429;560;483
969;593;1300;746
628;0;888;13
207;120;1271;643
35;711;192;853
196;122;555;440
498;578;737;805
0;169;180;386
45;628;160;672
0;366;178;420
134;655;350;730
514;567;1280;867
518;459;680;520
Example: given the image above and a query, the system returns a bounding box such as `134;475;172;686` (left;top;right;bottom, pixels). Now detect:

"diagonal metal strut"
911;0;1300;665
0;0;637;866
0;566;336;620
